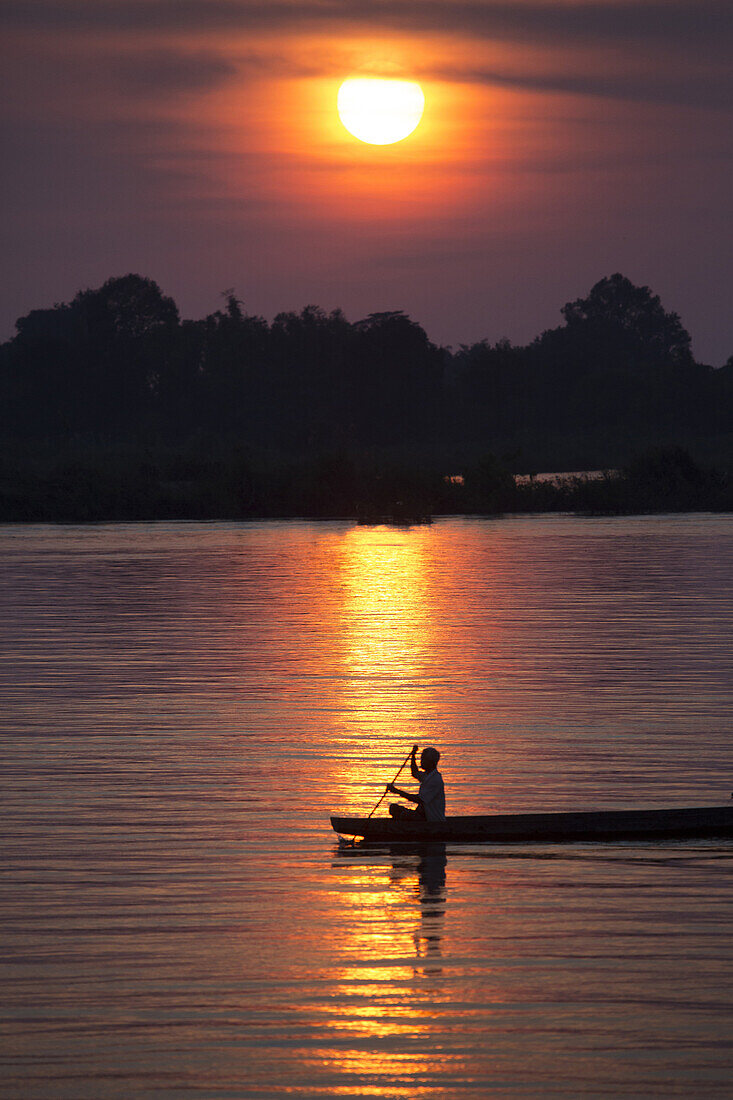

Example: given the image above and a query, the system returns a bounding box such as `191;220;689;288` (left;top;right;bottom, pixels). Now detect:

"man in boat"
387;745;445;822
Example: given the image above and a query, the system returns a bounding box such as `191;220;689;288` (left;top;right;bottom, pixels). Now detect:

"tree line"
1;272;732;520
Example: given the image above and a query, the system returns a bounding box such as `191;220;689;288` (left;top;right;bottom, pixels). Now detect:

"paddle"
367;745;417;819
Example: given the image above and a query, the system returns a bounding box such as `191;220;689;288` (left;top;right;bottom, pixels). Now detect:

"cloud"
429;64;732;111
4;0;728;112
0;0;729;52
111;51;239;95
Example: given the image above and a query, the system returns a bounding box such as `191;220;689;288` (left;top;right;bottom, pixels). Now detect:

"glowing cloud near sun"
337;78;425;145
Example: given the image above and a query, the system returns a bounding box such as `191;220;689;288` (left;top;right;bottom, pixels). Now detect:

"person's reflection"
333;842;448;978
417;845;447;971
387;844;447;976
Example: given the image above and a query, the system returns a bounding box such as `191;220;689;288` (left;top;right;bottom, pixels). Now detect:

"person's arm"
409;744;425;782
386;783;421;804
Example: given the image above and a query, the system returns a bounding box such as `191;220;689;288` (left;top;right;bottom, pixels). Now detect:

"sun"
337;78;425;145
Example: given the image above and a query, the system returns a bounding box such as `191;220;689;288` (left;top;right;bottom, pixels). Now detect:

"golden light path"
337;78;425;145
321;525;440;812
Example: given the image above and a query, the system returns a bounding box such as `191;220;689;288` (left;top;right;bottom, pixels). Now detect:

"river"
2;515;732;1097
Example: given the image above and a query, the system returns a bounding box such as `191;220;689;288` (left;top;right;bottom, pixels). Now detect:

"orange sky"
1;1;731;361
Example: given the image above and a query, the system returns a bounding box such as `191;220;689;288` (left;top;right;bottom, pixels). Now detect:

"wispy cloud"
3;0;728;110
0;0;729;49
111;51;239;95
428;64;732;111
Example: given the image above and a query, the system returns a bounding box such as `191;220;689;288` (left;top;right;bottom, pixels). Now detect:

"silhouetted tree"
560;274;693;368
462;453;516;511
451;338;529;442
268;305;354;449
2;274;179;437
351;311;444;446
190;292;269;438
2;270;733;506
79;274;180;433
74;273;179;341
525;274;711;438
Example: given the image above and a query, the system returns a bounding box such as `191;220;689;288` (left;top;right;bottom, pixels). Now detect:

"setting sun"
337;78;425;145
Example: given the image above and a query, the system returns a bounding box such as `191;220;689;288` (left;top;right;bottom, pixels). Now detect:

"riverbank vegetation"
1;272;732;521
1;440;731;522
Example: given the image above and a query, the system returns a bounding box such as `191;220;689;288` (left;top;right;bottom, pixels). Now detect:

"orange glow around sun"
178;33;516;221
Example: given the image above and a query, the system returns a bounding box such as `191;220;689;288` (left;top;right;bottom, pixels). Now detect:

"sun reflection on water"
305;847;454;1093
336;525;436;689
323;846;449;1069
327;525;446;811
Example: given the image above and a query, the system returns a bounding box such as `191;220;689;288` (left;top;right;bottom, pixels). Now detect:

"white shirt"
417;768;446;822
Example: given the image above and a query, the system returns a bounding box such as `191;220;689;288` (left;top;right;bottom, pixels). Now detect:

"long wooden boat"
331;805;733;844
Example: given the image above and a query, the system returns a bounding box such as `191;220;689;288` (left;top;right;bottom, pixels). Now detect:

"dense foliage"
1;272;732;519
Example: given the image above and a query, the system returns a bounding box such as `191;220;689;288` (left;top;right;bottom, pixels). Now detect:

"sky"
1;0;731;363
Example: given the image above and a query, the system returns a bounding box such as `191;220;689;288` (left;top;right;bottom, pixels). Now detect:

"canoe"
330;805;733;844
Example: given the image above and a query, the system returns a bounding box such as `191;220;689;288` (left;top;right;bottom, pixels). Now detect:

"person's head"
420;746;440;772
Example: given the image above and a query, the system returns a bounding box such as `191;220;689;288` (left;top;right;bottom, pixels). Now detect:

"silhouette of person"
387;744;446;821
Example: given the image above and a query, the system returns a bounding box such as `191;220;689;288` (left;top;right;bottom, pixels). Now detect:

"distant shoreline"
2;510;733;528
1;448;731;524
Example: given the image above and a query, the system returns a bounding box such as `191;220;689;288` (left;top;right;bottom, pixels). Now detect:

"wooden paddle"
367;745;417;819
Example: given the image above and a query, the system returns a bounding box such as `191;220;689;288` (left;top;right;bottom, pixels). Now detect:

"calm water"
2;515;733;1099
